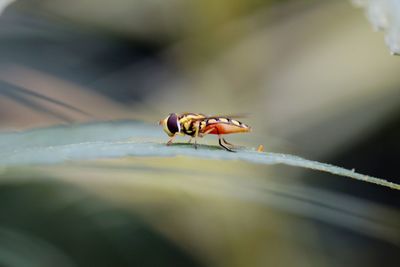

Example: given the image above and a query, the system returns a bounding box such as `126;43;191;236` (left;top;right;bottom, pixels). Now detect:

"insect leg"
167;135;176;146
222;138;235;147
200;128;214;137
188;137;193;144
215;128;234;152
194;121;200;149
218;136;235;152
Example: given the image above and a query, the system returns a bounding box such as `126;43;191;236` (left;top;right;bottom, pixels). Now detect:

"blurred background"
0;0;399;266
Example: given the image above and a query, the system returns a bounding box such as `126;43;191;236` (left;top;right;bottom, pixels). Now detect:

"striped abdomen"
202;117;250;135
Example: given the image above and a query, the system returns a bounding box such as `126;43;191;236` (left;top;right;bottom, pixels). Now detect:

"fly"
159;112;251;152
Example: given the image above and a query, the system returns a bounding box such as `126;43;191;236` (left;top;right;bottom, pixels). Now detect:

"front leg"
167;135;176;146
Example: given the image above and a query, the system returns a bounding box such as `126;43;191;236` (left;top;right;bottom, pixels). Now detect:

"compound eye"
166;113;180;134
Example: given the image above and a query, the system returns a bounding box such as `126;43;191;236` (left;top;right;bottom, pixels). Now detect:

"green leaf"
0;120;398;190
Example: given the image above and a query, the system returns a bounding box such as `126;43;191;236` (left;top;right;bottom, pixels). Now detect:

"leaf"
1;121;399;263
0;120;398;190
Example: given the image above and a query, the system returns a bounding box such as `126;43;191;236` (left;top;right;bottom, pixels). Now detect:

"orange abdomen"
203;120;250;135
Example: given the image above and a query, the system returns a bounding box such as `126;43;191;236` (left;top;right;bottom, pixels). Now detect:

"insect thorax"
179;118;206;136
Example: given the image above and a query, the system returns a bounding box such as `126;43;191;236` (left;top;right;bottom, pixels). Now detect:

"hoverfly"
159;112;251;152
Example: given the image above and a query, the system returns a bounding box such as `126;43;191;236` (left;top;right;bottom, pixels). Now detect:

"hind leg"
222;138;235;147
218;136;235;152
215;128;234;152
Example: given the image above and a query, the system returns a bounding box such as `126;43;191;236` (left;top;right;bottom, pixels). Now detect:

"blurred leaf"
0;180;203;267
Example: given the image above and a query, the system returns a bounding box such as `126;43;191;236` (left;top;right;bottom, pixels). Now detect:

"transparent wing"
200;113;249;120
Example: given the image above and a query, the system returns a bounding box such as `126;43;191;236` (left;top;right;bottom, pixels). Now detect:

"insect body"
159;112;251;152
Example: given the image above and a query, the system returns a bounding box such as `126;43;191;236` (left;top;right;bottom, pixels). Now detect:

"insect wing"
191;113;249;121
